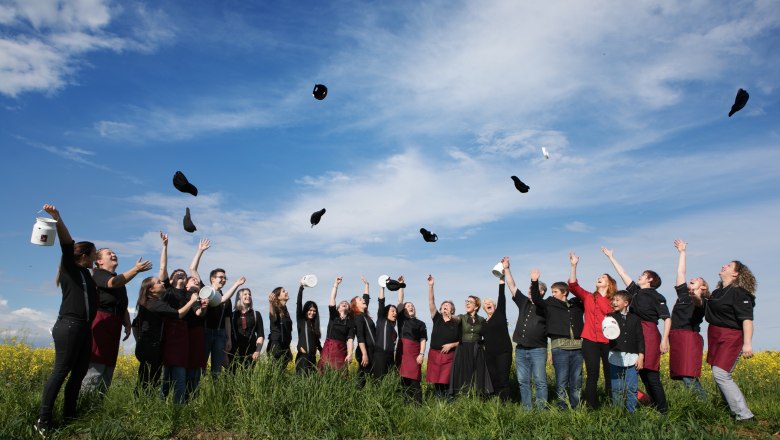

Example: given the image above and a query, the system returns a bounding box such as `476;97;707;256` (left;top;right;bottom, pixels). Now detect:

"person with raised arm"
158;234;207;404
184;238;210;399
544;278;584;410
203;267;245;376
83;246;152;393
372;278;398;379
267;285;293;370
568;252;615;408
704;260;757;422
396;277;428;403
318;276;355;371
36;204;98;436
669;240;707;398
480;260;513;402
229;288;264;371
426;275;459;398
295;277;321;374
351;276;375;388
506;259;549;409
603;247;670;414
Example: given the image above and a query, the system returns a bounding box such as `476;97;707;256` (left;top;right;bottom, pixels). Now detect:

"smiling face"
719;261;738;284
356;296;367;312
464;297;478;314
96;249;118;271
337;300;349;316
611;295;629;312
171;270;187;289
596;274;610;288
439;301;454;318
148;277;165;298
482;299;495;316
185;276;200;293
688;277;706;295
387;306;397;321
306;305;317;320
278;288;289;302
240;289;252;307
211;271;227;289
403;302;415;318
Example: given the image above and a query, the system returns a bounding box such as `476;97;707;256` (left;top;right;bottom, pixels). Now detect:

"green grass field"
1;339;778;439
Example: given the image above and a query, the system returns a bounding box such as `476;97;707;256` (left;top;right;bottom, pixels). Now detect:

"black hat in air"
310;208;326;228
385;279;407;291
313;84;328;100
420;228;438;242
729;88;749;117
511;176;530;193
173;171;198;196
183;207;197;233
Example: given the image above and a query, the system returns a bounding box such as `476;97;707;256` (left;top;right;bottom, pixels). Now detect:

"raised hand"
674;239;687;252
198;239;211;251
569;252;579;266
601;246;614;258
160;232;168;245
530;268;541;282
135;258;153;273
427;274;434;286
42;204;60;220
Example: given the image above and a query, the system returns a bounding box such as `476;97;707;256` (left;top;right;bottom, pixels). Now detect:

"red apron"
90;310;122;366
187;324;207;369
161;319;189;367
318;338;347;371
669;329;703;378
640;320;661;372
707;325;743;371
425;348;454;384
398;338;422;381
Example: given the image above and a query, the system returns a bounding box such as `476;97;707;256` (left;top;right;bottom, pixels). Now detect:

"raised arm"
529;268;546;309
569;252;579;283
296;281;306;320
107;257;152;289
42;204;71;245
189;238;210;282
427;275;436;318
330;276;343;306
674;239;687;286
502;257;518;298
397;275;405;306
220;276;246;305
602;247;632;287
159;232;169;281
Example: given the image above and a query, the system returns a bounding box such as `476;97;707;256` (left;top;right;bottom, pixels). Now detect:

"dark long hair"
56;241;96;286
136;276;156;308
302;300;321;339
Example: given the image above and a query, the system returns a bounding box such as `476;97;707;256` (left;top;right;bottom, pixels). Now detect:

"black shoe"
34;419;51;438
736;416;755;424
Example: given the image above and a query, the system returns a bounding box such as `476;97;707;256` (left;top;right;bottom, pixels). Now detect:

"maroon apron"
397;338;422;381
640;320;661;372
90;310;122;366
318;338;348;371
669;329;703;378
187;324;207;369
161;319;188;367
707;325;743;371
425;348;454;384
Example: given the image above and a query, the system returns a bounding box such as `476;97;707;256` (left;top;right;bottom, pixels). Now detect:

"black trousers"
267;343;292;371
39;317;92;423
639;369;668;413
401;377;423;403
295;351;317;375
355;347;373;388
581;338;611;408
135;340;162;394
485;350;513;401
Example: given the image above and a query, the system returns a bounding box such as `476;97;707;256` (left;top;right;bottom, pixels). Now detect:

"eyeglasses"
465;300;476;304
215;276;227;280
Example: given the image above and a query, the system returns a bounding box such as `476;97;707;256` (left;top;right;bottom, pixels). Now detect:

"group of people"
35;203;758;435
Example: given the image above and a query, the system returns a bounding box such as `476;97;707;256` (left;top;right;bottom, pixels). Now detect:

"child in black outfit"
607;291;645;413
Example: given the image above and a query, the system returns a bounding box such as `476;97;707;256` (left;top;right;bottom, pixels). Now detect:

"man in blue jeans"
545;281;584;409
203;269;245;376
503;261;549;409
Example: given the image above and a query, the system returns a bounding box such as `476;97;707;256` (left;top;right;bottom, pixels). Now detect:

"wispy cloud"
565;221;593;233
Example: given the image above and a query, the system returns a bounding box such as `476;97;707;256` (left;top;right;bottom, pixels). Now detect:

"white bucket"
491;262;504;278
31;214;57;246
378;274;389;288
302;274;318;288
198;286;222;307
602;316;621;340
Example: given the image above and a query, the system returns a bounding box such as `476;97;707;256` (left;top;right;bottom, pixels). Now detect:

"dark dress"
372;297;397;378
353;294;376;387
135;298;180;392
449;313;493;396
295;286;321;374
481;284;513;400
268;302;293;369
230;308;264;370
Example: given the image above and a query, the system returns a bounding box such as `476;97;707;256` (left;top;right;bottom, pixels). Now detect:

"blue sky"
1;0;779;351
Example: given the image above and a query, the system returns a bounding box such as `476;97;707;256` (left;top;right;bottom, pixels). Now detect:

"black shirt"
626;282;670;323
704;285;755;330
512;281;548;349
137;299;179;344
296;286;321;353
670;283;705;331
481;283;513;354
429;311;460;350
326;305;355;342
268;305;293;347
374;297;397;354
232;309;264;343
57;241;98;323
608;311;645;354
353;294;376;350
92;268;128;315
544;295;584;339
205;300;230;330
397;311;427;342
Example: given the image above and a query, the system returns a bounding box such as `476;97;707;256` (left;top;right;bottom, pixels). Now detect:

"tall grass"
1;338;777;439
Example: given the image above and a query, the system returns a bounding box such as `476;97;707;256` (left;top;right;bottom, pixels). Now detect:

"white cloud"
565;221;593;233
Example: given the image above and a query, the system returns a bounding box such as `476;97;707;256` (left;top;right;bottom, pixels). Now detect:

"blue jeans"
551;348;582;409
610;364;639;412
161;366;187;404
204;328;227;375
515;347;548;409
681;376;707;399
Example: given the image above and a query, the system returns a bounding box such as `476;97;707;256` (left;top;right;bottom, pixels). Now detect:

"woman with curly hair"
669;240;708;398
704;259;757;421
568;252;616;408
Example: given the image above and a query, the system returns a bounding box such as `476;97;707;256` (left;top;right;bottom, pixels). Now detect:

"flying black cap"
385;279;407;291
511;176;530;193
729;88;749;117
310;208;326;228
420;228;438;242
312;84;328;100
183;207;197;233
173;171;198;196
